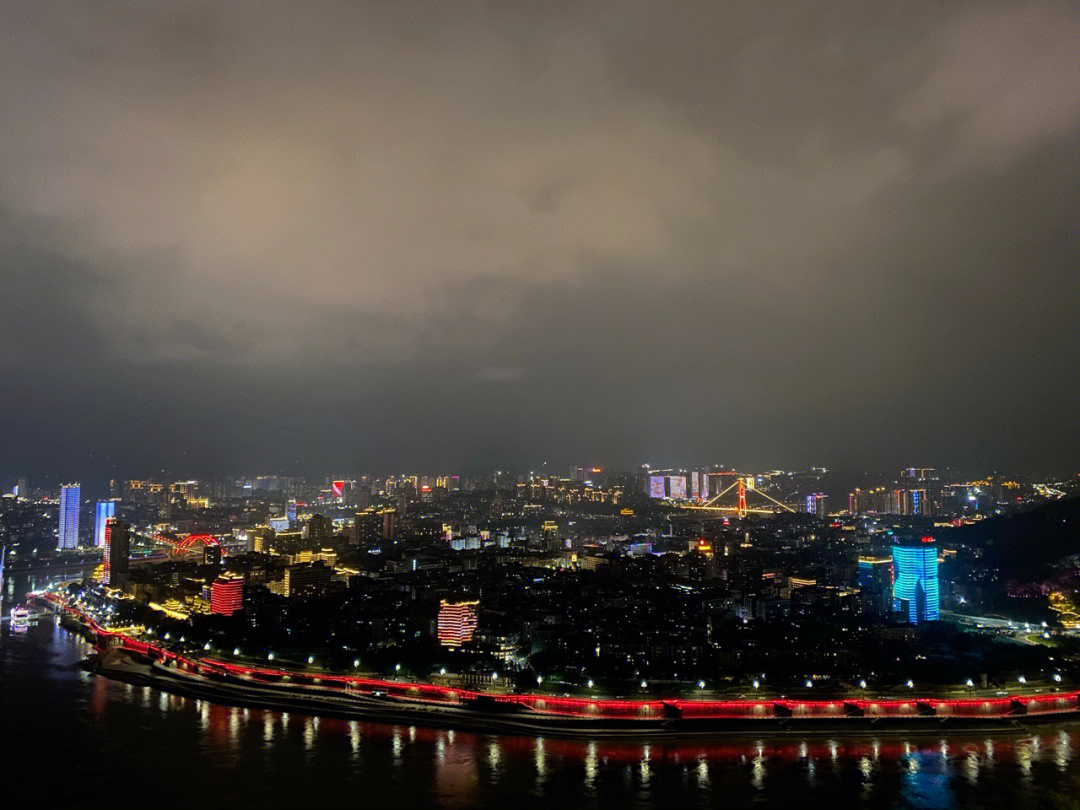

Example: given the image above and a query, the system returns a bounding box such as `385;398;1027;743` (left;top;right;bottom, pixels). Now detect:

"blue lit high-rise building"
892;539;940;623
58;483;81;550
94;500;117;548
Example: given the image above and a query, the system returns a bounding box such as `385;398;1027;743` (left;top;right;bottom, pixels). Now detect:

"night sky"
2;1;1078;483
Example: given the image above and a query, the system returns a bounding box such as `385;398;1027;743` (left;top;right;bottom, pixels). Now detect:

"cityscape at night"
3;1;1079;808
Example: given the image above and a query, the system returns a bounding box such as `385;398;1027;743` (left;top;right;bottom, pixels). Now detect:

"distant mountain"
948;496;1080;582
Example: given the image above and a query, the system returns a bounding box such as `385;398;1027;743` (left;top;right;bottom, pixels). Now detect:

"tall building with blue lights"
58;483;81;550
94;500;116;548
892;539;940;623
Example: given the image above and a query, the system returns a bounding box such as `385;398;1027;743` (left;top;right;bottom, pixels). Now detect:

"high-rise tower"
58;484;81;550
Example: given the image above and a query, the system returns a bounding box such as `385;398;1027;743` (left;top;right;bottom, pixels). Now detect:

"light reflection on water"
4;588;1080;810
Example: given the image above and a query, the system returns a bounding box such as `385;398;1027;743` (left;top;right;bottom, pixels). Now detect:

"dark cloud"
1;1;1077;483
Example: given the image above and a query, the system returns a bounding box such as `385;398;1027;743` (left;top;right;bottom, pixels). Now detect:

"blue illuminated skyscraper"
94;500;117;548
892;539;940;623
58;483;81;550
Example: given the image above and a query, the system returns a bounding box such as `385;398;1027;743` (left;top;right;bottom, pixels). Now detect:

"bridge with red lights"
682;476;797;517
135;531;227;557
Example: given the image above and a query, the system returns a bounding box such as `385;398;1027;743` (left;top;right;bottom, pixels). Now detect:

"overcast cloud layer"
2;0;1078;482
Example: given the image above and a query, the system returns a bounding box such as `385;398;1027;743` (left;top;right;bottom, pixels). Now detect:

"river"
4;572;1079;809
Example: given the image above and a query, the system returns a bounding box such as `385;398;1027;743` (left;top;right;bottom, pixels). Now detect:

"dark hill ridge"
947;495;1080;582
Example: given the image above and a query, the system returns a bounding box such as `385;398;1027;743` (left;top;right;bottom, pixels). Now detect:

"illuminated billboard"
668;476;687;500
649;476;666;499
331;480;346;499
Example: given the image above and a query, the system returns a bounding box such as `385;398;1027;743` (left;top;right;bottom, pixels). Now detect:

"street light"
354;659;361;669
641;680;648;690
1053;673;1063;683
537;675;544;686
752;679;760;689
439;667;447;676
859;680;867;690
966;678;974;688
906;680;914;689
267;652;274;661
308;656;315;665
395;663;402;673
1018;675;1026;684
805;680;813;689
233;647;241;656
587;679;594;689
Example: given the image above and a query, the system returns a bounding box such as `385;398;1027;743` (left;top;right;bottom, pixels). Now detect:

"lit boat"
10;605;33;623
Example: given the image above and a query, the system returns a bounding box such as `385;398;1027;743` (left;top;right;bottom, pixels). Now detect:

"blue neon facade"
58;483;81;549
892;542;940;623
94;500;116;548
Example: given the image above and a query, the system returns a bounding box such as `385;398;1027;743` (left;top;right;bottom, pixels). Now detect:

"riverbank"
39;584;1075;738
91;645;1080;739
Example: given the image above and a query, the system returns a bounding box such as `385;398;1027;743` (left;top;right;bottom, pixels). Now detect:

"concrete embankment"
92;649;1080;740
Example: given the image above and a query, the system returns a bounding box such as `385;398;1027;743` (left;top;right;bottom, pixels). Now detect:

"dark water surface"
4;573;1079;809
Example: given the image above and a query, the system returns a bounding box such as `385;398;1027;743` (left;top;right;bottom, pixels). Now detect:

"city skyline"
2;1;1078;483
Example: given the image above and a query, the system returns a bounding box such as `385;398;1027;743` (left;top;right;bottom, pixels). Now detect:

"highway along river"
4;572;1079;810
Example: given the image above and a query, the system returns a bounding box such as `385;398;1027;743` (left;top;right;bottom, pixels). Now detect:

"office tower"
892;539;940;624
283;561;331;598
94;501;116;548
857;555;894;615
103;518;130;589
381;509;397;542
204;544;223;566
58;483;81;549
804;492;829;518
16;476;30;500
541;521;560;551
286;499;298;523
306;513;332;540
437;600;479;647
210;574;244;616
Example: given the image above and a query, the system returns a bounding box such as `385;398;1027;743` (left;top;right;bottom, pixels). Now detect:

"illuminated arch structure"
150;532;226;556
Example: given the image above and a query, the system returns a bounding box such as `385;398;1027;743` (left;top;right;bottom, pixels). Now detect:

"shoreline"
92;650;1080;740
37;593;1080;739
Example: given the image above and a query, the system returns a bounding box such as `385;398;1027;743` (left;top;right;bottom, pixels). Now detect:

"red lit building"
437;599;479;647
103;518;130;588
210;574;244;616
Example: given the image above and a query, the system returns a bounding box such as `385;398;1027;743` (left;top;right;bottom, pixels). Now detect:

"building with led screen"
892;538;940;623
210;574;245;616
103;518;130;588
94;500;116;548
58;483;80;549
437;599;479;647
